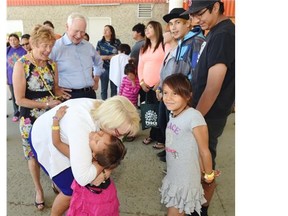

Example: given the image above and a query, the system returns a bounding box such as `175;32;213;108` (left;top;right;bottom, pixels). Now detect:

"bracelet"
52;116;59;121
204;171;215;181
46;102;49;108
52;126;60;131
102;169;107;181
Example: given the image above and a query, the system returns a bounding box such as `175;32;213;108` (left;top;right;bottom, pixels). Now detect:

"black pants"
69;88;96;99
157;100;170;144
145;89;165;143
187;206;208;216
205;117;228;169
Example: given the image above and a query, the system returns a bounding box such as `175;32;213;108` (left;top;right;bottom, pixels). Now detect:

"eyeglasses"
21;43;29;46
190;8;209;19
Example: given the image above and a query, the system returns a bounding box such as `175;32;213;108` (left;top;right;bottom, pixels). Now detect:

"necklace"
171;105;188;118
30;51;59;100
30;51;46;68
30;51;40;67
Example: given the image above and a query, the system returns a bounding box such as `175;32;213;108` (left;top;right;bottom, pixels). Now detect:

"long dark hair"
101;25;117;45
141;21;164;54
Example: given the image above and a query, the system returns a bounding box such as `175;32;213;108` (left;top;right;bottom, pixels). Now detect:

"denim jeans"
100;68;117;100
205;117;228;169
100;68;109;100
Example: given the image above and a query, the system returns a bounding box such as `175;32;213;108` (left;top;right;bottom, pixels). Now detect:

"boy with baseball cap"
156;7;205;164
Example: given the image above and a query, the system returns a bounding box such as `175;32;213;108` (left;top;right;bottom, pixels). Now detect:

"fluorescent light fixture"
80;3;120;6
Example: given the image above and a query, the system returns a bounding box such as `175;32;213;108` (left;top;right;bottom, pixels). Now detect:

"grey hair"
67;12;87;27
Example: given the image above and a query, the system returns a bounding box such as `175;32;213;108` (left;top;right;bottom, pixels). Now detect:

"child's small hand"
54;105;68;121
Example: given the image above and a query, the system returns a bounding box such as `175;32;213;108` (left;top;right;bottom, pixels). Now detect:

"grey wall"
7;4;169;47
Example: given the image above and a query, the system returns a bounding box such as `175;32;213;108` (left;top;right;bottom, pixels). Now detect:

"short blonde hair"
30;24;56;47
91;96;140;136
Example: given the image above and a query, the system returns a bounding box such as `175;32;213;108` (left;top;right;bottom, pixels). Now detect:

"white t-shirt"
109;53;130;91
31;98;101;186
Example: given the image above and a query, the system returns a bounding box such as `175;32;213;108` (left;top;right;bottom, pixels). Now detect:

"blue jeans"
100;68;117;100
205;117;228;169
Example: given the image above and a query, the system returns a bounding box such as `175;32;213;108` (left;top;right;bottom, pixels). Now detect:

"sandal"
142;137;153;145
34;201;45;211
152;142;165;149
34;192;45;211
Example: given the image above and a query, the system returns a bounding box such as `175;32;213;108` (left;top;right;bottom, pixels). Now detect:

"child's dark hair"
118;44;131;55
94;135;127;170
162;73;193;107
124;59;137;76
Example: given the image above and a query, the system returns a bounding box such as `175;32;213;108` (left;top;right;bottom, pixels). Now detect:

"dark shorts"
52;167;74;196
29;128;74;196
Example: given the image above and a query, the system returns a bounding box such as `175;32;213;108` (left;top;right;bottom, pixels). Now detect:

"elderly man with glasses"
182;1;235;216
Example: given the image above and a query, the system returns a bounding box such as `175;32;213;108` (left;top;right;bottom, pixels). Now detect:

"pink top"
119;76;141;106
138;45;165;87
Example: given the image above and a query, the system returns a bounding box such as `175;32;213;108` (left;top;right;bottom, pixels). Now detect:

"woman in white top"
30;96;140;215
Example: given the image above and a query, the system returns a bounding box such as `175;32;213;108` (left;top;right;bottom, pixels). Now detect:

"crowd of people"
7;0;235;215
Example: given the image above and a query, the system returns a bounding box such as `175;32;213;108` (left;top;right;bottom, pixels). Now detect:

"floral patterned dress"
18;55;56;159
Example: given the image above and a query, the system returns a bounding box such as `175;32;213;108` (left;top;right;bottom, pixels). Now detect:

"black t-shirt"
192;19;235;119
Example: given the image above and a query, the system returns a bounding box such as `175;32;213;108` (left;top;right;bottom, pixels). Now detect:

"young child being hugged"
119;59;140;107
51;106;127;216
160;73;214;216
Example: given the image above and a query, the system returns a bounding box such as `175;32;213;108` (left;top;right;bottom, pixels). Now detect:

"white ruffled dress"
159;108;207;214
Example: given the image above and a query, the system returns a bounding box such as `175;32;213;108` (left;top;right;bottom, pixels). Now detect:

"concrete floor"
6;95;235;216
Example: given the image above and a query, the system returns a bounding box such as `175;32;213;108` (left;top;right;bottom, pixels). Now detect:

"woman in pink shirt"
138;21;166;149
